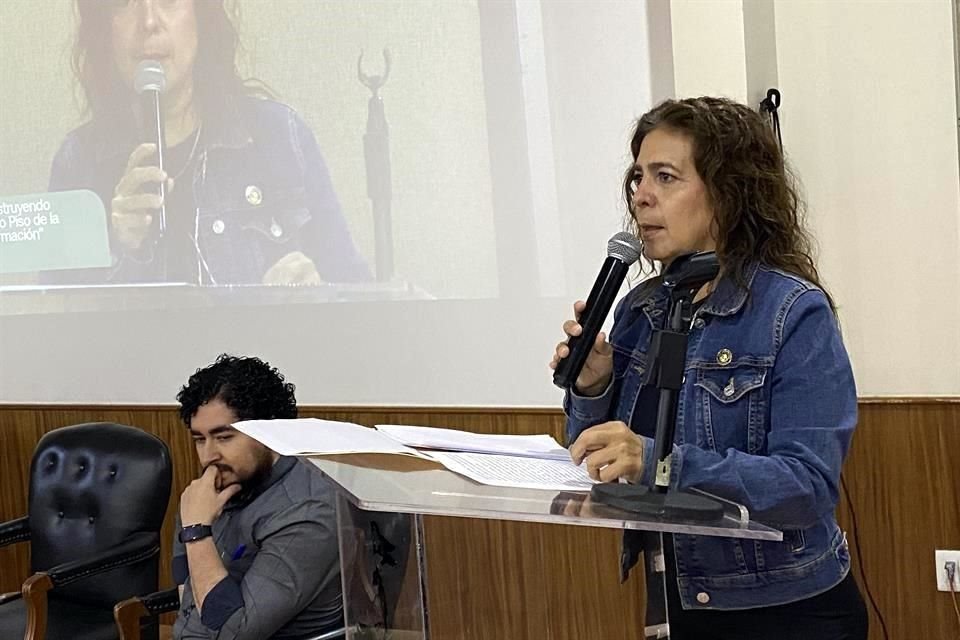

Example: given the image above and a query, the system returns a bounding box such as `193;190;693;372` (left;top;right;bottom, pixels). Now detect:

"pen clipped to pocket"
221;543;247;562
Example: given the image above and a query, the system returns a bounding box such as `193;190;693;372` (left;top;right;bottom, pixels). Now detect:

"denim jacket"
565;262;858;610
48;95;371;284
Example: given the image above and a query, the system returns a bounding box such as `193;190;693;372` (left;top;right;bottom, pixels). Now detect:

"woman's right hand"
110;143;171;251
549;300;614;396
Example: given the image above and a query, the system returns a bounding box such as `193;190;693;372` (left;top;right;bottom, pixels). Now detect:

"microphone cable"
841;474;890;640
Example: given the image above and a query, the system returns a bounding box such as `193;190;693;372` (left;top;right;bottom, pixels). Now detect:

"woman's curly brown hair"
72;0;264;124
623;96;834;311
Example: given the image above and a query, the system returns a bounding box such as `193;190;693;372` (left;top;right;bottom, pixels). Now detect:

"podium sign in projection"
0;190;111;274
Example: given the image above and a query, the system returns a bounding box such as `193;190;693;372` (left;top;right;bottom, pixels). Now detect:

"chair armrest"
46;531;159;588
0;516;30;548
139;586;180;616
113;596;150;640
22;573;54;640
0;591;23;605
21;533;158;640
114;587;179;640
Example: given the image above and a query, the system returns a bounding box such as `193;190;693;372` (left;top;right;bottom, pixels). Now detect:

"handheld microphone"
134;59;167;235
553;231;642;390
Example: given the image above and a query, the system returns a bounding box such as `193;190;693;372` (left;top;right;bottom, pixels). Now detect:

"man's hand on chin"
180;465;241;525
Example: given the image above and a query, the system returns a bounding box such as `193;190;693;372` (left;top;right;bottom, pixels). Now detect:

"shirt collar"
699;261;760;317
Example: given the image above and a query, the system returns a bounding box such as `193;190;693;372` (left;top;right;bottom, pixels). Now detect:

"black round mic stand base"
591;482;724;523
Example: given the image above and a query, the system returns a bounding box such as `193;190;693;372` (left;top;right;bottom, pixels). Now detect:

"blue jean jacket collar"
201;95;255;151
629;260;760;318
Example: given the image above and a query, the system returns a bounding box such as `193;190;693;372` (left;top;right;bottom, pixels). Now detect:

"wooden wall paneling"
836;400;960;640
421;516;645;640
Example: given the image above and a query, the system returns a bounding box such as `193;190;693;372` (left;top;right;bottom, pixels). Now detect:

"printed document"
375;423;569;460
428;451;595;491
233;418;431;458
233;418;594;491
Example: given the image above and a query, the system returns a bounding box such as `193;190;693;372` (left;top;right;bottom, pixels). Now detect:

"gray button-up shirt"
173;456;342;639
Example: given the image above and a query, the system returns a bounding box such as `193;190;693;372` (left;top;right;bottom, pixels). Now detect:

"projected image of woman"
49;0;371;285
550;98;867;639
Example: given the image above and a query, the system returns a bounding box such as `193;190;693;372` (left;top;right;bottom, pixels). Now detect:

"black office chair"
0;423;172;640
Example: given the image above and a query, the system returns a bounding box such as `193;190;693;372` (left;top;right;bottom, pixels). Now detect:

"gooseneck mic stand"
590;251;723;640
647;252;722;498
592;251;723;517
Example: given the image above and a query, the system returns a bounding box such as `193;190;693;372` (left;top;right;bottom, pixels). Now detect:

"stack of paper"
374;423;570;460
232;419;594;492
232;418;430;458
426;451;595;491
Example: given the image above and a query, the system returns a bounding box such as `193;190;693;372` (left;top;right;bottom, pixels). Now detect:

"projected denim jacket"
565;262;858;610
48;95;371;284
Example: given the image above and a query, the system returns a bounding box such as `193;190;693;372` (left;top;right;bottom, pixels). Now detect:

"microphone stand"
592;251;724;517
358;49;394;282
646;252;720;499
590;251;724;640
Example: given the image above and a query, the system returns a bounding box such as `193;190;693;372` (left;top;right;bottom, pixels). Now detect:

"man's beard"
211;448;275;495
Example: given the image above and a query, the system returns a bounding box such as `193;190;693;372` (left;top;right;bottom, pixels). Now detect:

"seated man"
172;354;342;639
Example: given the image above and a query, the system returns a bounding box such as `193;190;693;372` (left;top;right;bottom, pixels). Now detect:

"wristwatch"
178;523;213;544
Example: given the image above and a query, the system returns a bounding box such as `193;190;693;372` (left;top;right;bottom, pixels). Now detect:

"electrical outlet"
935;549;960;592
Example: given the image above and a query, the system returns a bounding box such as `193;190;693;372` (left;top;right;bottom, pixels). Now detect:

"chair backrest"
28;423;172;607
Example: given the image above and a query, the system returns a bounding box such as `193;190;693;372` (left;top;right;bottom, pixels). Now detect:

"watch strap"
178;523;213;544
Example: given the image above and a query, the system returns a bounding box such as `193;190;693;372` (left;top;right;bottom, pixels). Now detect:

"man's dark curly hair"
177;354;297;427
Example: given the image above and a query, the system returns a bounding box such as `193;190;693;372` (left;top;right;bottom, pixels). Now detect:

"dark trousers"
665;572;869;640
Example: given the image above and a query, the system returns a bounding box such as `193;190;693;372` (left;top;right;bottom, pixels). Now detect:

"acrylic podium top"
305;454;782;541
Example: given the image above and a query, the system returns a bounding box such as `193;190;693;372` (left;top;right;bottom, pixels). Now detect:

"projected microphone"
134;59;167;235
553;231;642;390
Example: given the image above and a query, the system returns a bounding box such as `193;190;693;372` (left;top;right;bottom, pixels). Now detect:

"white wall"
774;0;960;395
671;0;748;102
671;0;960;395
